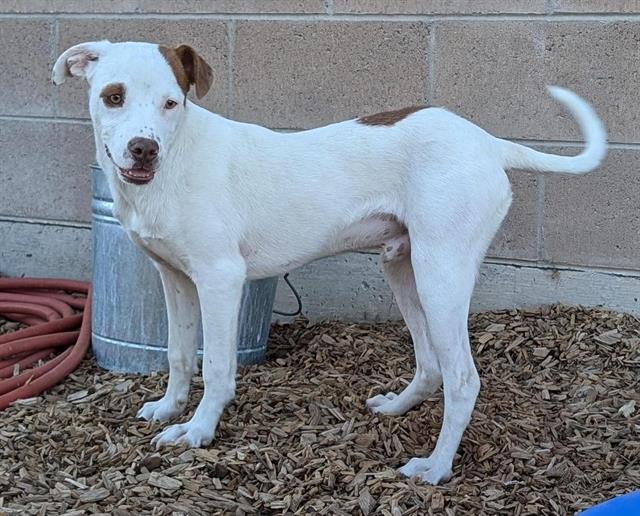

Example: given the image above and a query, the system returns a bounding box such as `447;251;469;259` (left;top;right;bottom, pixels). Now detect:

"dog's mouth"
119;168;155;185
105;145;156;185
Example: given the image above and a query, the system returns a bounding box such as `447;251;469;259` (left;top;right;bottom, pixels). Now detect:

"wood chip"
147;472;182;491
140;454;163;471
533;347;550;358
77;487;110;502
618;400;636;418
358;487;376;515
432;491;445;511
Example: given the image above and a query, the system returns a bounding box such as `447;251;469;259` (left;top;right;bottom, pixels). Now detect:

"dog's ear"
174;45;213;99
52;40;111;85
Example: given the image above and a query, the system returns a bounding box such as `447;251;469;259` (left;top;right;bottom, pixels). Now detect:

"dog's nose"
127;137;159;163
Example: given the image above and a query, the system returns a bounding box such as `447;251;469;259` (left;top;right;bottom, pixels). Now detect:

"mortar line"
351;250;640;277
548;0;561;15
50;17;59;118
507;138;640;150
2;13;640;21
426;23;436;103
536;173;546;262
0;216;91;229
545;0;554;15
325;0;334;15
227;19;236;117
483;256;640;279
0;114;91;124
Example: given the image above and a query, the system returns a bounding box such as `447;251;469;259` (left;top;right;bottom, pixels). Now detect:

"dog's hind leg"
366;254;442;415
397;166;512;484
398;241;481;485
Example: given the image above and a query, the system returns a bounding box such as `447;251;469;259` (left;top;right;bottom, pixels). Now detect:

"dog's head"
53;41;213;186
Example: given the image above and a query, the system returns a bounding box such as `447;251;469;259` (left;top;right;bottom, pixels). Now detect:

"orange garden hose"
0;278;91;410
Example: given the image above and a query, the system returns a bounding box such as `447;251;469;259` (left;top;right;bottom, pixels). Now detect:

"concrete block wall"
1;1;639;319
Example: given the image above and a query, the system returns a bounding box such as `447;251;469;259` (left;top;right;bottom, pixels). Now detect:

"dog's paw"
399;456;453;485
137;397;186;422
151;421;214;449
366;392;405;415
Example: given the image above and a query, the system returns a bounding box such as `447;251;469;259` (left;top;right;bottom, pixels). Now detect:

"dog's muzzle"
105;140;158;185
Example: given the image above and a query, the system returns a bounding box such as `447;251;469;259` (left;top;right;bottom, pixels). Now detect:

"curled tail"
501;86;607;174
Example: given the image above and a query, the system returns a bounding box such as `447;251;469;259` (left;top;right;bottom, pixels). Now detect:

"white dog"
53;41;606;484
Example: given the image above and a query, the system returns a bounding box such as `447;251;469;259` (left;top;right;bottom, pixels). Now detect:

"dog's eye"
100;84;126;108
165;99;178;110
106;94;122;106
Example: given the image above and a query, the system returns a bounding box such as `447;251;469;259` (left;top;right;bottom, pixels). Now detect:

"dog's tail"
500;86;606;174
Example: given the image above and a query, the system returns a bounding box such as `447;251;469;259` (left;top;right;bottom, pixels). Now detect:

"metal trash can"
90;164;278;373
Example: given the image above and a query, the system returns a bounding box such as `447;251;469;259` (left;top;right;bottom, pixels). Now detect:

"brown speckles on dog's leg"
239;240;252;258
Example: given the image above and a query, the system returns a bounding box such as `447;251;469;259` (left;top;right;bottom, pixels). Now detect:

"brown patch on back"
358;105;427;126
159;45;190;96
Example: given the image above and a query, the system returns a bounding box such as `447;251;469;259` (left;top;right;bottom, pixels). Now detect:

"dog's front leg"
137;263;199;422
151;258;245;449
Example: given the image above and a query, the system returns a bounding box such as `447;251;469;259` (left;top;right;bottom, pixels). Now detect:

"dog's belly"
332;213;407;253
242;213;409;279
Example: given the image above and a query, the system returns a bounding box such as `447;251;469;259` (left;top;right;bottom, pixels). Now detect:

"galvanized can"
90;165;277;373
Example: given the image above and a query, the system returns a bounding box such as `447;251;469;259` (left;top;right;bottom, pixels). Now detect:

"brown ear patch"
159;45;190;96
358;105;428;126
174;45;213;99
159;44;213;100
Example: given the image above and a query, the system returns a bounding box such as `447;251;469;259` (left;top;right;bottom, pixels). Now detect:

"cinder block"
0;220;91;281
554;0;640;13
0;19;54;116
543;148;640;269
56;19;229;118
333;0;546;14
433;21;640;143
1;0;326;13
488;171;539;261
0;120;95;222
233;21;429;128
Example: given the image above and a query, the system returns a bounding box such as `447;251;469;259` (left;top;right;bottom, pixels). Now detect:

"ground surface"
0;305;639;515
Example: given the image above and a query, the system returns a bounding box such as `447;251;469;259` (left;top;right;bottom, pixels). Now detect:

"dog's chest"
118;205;189;273
131;231;189;272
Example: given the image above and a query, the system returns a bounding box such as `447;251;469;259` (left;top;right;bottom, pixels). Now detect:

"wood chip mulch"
1;305;639;515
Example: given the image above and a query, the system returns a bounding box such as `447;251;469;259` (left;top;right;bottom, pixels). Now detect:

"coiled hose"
0;278;91;411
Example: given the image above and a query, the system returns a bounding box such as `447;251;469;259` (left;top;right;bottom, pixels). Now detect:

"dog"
52;41;606;484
